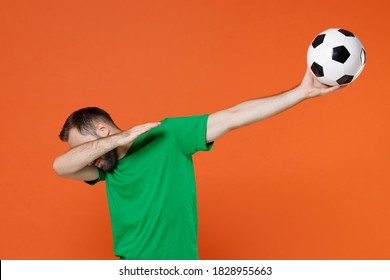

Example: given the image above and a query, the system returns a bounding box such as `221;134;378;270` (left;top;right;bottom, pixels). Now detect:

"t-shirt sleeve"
84;168;106;186
166;114;214;156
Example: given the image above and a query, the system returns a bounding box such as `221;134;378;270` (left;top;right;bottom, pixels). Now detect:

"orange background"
1;0;389;260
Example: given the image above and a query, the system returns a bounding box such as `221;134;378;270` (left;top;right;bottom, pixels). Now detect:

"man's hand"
117;122;161;146
298;67;347;98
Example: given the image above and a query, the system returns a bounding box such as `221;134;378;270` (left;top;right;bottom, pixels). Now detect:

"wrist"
113;132;128;147
292;84;310;102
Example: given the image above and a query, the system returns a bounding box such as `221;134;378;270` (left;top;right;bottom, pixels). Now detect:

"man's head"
59;107;121;172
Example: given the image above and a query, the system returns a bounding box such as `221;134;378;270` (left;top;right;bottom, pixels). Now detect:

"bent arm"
53;122;160;181
206;68;345;143
53;134;121;180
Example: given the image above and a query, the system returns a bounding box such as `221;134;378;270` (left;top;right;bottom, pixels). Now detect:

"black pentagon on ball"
338;29;355;37
310;62;324;77
312;34;326;48
337;75;354;85
332;46;350;63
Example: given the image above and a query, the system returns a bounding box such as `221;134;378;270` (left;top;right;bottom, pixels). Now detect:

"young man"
53;68;345;259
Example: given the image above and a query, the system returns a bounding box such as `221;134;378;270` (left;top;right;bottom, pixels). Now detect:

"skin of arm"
206;68;347;143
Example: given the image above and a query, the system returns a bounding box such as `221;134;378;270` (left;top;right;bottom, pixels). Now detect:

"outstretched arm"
206;68;346;143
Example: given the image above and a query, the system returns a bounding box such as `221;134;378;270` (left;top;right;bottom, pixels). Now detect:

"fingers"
127;122;161;138
118;122;161;146
131;122;161;132
321;84;348;95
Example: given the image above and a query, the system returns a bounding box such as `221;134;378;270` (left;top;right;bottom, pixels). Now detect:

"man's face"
67;127;118;172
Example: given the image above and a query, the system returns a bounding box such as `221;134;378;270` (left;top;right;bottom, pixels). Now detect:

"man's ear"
95;123;110;137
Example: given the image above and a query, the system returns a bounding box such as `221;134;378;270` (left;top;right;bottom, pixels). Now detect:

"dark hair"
59;107;118;141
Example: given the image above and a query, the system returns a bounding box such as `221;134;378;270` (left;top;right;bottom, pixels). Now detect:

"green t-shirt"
87;115;213;260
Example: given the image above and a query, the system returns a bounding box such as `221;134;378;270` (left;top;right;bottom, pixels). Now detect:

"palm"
300;67;346;98
118;122;161;146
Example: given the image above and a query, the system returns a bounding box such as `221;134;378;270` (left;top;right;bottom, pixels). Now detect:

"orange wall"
1;0;389;259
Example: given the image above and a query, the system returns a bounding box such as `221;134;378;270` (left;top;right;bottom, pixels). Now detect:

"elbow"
52;157;68;177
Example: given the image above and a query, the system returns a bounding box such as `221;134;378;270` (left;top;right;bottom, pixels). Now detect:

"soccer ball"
307;28;366;86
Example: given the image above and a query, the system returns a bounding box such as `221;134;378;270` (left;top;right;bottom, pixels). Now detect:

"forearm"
53;134;121;176
227;85;307;129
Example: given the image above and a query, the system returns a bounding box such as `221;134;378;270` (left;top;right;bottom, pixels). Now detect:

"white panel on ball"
308;43;329;66
322;60;345;86
344;37;363;56
343;55;362;75
322;29;347;48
